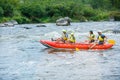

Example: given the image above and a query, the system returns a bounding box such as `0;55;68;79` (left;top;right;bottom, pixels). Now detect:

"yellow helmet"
62;29;66;32
71;33;74;35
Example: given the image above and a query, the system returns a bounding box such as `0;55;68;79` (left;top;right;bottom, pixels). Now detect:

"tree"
20;4;44;18
0;7;4;17
90;0;112;9
110;0;120;8
0;0;20;17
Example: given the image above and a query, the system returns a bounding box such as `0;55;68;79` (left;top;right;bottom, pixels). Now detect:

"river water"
0;22;120;80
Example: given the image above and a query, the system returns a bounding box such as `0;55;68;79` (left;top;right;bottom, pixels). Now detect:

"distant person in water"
97;30;107;45
52;29;68;43
87;30;95;43
67;33;76;43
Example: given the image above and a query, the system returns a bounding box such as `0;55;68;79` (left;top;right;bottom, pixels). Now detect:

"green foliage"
3;4;14;17
0;7;4;17
92;12;109;21
82;6;97;19
89;0;112;9
0;0;20;17
110;0;120;9
45;4;70;17
69;2;83;18
0;17;11;22
13;16;30;24
0;0;120;23
110;11;120;21
20;3;44;23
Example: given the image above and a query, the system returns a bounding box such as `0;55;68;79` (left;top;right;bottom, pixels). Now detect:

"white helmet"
98;30;102;33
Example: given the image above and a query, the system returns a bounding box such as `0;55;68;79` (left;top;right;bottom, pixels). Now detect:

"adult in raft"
61;29;68;43
89;30;107;49
52;29;68;43
67;33;76;43
97;30;107;45
87;30;95;43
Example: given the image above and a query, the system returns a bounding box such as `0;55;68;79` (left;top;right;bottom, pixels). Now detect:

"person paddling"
52;29;68;43
61;29;68;43
87;30;95;43
97;30;107;45
67;33;76;43
89;30;107;49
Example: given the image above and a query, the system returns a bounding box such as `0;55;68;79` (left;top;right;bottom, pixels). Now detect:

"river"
0;22;120;80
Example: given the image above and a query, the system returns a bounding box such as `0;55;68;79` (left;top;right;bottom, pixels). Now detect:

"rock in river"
0;20;18;27
56;17;71;26
36;24;46;27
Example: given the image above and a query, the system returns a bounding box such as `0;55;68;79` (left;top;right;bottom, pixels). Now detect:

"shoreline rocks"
0;20;18;27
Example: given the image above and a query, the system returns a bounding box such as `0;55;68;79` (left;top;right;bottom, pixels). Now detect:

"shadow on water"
48;49;75;54
40;48;75;54
40;47;115;55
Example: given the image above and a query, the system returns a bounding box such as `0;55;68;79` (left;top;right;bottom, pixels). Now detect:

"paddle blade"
108;40;116;45
75;48;80;51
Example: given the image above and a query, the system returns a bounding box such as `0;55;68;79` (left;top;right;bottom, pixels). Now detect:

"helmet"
62;29;66;32
71;33;74;35
98;30;102;33
90;30;93;34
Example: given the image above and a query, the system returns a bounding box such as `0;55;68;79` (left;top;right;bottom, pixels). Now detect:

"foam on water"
0;22;120;80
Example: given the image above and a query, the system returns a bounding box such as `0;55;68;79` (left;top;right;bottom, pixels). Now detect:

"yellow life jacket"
62;33;68;40
69;35;75;43
98;35;104;41
90;34;95;40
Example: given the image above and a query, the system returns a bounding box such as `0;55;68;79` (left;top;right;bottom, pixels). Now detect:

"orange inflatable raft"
40;40;114;50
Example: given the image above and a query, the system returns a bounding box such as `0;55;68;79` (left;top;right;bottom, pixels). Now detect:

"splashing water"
0;22;120;80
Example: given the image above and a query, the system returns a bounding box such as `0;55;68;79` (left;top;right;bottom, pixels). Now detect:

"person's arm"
86;35;92;40
96;36;99;41
104;36;107;42
102;35;107;42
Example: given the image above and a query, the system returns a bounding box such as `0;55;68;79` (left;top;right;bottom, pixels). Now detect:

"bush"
40;17;53;23
0;17;10;22
69;3;83;18
45;4;65;17
3;4;14;17
83;6;96;18
19;5;32;18
13;16;30;24
0;7;4;17
31;18;41;23
91;10;109;21
20;4;44;19
0;0;120;23
110;11;120;21
0;0;15;17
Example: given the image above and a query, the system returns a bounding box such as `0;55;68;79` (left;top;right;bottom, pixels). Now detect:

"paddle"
73;42;80;51
75;48;80;51
107;39;116;45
